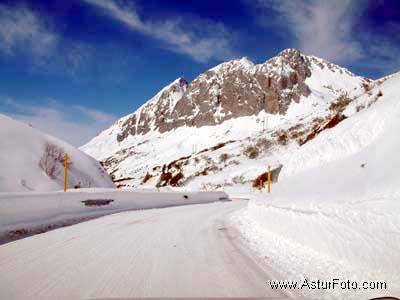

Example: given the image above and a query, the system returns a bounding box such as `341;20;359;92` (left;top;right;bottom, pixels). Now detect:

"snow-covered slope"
233;72;400;299
0;114;114;192
82;49;371;189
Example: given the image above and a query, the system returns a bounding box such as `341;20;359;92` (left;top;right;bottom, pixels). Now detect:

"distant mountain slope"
81;48;375;189
0;114;114;192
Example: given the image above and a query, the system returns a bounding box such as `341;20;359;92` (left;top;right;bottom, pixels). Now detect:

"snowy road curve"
0;200;285;300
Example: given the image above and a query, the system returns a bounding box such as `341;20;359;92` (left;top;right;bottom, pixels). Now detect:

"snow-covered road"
0;200;285;300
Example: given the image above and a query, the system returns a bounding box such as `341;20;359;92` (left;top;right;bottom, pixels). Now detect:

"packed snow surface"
0;114;114;192
0;199;285;300
0;188;228;241
232;73;400;299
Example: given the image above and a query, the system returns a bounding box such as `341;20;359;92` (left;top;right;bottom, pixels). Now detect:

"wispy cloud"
0;4;104;78
254;0;363;63
82;0;235;62
0;4;58;57
0;98;117;146
251;0;400;76
361;38;400;75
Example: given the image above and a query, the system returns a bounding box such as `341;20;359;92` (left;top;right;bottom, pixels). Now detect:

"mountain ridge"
81;48;384;189
112;48;369;142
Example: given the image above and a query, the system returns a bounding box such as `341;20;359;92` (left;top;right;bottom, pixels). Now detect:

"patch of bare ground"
243;145;260;159
142;140;236;187
275;130;289;145
196;140;236;155
356;90;383;112
299;113;347;145
329;92;352;113
252;164;283;188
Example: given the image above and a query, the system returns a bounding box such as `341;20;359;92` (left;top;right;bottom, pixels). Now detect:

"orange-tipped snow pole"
64;153;69;192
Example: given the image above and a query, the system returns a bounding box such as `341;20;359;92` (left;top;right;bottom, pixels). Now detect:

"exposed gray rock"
117;49;313;142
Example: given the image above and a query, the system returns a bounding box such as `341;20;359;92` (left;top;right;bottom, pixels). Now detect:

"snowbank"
232;74;400;299
0;114;114;192
0;188;229;243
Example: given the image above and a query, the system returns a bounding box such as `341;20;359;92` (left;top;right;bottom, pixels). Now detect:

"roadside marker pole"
64;153;69;192
267;165;271;193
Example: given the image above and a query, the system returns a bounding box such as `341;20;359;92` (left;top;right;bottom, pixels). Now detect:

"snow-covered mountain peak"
210;49;306;76
111;49;368;142
209;56;255;73
238;56;254;67
82;49;378;189
86;49;371;147
269;48;303;66
151;76;189;101
113;76;189;141
307;55;357;77
261;48;366;86
170;76;188;88
93;51;370;140
262;48;304;67
276;47;301;57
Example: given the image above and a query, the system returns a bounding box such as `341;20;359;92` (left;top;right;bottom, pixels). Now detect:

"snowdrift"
0;114;114;192
233;73;400;299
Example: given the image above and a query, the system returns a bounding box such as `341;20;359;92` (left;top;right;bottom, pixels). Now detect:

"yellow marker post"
267;165;271;193
64;153;69;192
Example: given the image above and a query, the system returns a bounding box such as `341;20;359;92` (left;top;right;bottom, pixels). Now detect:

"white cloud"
0;98;117;146
0;4;58;57
82;0;235;62
254;0;363;63
0;4;97;76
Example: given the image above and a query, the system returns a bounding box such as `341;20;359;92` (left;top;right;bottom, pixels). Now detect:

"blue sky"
0;0;399;146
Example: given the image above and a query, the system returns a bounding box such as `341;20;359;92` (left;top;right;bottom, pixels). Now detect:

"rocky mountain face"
118;49;315;141
117;77;189;142
82;48;377;190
